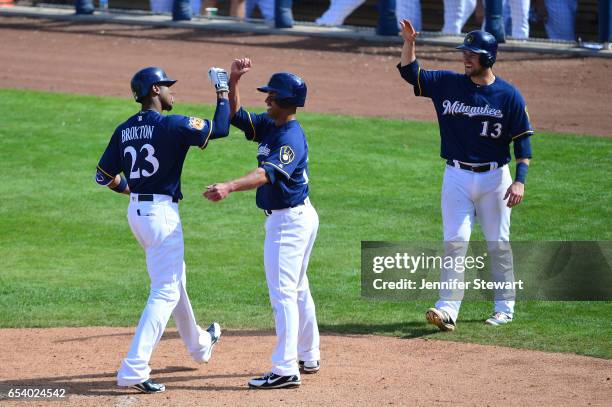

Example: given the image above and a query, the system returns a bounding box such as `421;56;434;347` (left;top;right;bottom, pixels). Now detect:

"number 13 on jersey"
480;121;503;139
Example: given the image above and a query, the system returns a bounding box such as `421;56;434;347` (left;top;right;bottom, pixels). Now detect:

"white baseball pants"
315;0;366;26
442;0;477;34
503;0;530;39
117;194;214;386
264;201;320;376
435;164;515;322
396;0;422;32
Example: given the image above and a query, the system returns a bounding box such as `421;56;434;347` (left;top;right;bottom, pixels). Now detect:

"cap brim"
157;80;177;87
257;86;273;93
456;44;487;54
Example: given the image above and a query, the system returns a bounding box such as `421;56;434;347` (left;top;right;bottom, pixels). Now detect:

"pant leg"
296;205;320;363
171;262;213;363
443;0;477;34
117;201;183;386
264;207;314;376
544;0;576;40
316;0;367;26
473;165;515;315
509;0;530;38
396;0;422;31
254;0;275;21
435;165;475;322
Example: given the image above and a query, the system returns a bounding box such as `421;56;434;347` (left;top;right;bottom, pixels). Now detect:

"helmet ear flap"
479;53;494;68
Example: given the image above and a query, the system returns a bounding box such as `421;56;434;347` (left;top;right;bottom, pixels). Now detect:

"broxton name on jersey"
97;109;225;201
398;60;533;165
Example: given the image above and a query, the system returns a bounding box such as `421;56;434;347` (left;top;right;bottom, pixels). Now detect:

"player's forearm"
108;174;130;194
208;97;231;139
229;75;241;118
400;40;416;66
514;158;530;185
227;167;269;193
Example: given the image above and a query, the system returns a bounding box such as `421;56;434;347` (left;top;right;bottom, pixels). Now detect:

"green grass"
0;88;610;358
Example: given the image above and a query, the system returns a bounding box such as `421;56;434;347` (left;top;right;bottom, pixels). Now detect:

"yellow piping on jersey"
200;119;214;149
96;165;115;178
417;67;423;96
247;111;256;141
512;130;534;140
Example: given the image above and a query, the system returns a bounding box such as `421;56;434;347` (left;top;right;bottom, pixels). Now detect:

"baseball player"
204;58;320;389
396;20;533;330
94;66;230;393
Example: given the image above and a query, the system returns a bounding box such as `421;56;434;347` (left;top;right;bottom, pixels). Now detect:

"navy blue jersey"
231;107;310;210
398;60;533;165
97;110;218;201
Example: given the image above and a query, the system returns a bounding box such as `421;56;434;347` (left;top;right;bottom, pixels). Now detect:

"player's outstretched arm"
203;167;268;202
229;58;252;118
399;19;418;66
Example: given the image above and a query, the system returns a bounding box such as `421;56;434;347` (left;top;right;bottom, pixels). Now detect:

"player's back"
114;110;191;200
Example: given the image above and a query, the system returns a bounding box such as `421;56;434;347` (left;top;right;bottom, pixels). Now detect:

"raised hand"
399;19;419;43
231;58;252;79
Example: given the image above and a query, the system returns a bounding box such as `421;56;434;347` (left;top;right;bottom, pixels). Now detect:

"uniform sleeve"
260;136;304;182
96;130;122;184
397;60;454;98
168;115;213;149
230;107;272;143
508;90;534;142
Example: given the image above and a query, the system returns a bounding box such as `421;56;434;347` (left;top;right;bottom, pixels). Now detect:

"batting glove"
208;67;229;93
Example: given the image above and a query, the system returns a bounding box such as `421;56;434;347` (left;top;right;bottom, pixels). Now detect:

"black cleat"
248;372;301;389
131;379;166;394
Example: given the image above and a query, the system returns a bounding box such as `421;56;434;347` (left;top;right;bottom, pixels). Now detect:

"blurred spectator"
150;0;201;14
202;0;246;18
246;0;275;23
533;0;577;41
442;0;477;34
173;0;195;19
396;0;421;32
315;0;365;26
482;0;506;43
316;0;420;32
377;0;398;35
75;0;94;14
502;0;530;38
275;0;294;28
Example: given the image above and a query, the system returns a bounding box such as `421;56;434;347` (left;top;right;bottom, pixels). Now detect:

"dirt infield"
1;16;611;136
0;328;610;406
2;15;612;406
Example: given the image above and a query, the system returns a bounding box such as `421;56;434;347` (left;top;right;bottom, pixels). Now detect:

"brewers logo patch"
189;117;205;130
280;146;295;164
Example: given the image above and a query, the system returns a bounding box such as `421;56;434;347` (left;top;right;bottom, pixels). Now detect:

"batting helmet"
130;67;177;103
257;72;307;108
456;30;498;68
